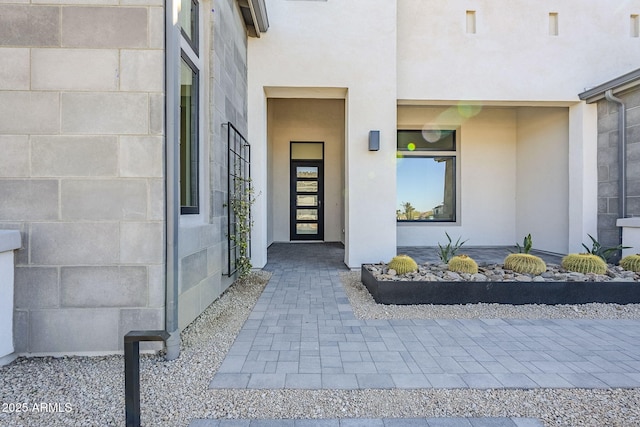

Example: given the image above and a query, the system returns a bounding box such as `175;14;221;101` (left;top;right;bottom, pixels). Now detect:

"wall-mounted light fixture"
369;130;380;151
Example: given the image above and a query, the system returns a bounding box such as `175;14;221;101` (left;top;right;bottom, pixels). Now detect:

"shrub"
388;255;418;275
620;254;640;273
561;253;607;275
504;253;547;275
448;255;478;274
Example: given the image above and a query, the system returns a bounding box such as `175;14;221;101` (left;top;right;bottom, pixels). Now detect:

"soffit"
237;0;269;38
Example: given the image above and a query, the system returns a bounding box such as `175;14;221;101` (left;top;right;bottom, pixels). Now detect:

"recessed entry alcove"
267;97;346;244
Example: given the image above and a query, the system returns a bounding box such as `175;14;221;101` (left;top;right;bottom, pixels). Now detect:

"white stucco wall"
397;106;517;247
267;98;345;244
249;0;398;268
516;108;570;254
397;0;640;102
397;106;574;253
568;102;599;252
248;0;633;265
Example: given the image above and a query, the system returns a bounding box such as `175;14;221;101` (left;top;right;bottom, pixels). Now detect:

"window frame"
179;53;200;215
396;128;460;224
178;0;202;216
179;0;199;55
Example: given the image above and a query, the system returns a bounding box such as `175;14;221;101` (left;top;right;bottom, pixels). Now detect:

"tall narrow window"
632;14;639;38
397;130;457;222
178;0;201;214
180;56;199;214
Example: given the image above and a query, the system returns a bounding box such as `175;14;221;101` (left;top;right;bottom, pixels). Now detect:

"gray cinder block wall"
0;0;251;354
597;86;640;249
0;1;165;354
177;0;249;329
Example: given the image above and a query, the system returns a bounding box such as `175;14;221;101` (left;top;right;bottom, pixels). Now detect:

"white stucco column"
568;101;598;252
617;218;640;257
249;90;268;269
344;93;397;269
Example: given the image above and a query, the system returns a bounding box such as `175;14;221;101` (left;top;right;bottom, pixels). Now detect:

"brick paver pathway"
199;243;640;426
211;243;640;390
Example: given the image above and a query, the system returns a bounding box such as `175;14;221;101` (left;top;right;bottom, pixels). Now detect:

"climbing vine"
230;176;255;279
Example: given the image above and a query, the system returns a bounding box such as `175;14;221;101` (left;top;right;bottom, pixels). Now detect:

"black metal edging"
124;330;170;427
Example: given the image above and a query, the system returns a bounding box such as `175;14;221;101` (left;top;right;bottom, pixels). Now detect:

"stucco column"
249;91;269;269
344;95;397;268
568;101;598;252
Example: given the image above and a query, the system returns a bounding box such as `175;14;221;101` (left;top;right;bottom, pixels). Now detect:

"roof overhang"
579;68;640;103
237;0;269;38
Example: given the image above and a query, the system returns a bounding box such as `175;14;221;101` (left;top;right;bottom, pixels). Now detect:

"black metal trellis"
226;122;251;277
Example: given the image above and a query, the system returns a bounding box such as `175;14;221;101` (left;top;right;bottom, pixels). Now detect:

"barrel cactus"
504;253;547;275
620;254;640;273
561;253;607;274
448;254;478;274
388;255;418;275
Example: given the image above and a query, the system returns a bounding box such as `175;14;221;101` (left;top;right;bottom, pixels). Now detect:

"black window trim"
396;155;457;223
179;51;200;215
396;128;458;223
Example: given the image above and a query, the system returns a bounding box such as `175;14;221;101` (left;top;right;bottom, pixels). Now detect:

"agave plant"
436;232;468;263
581;234;630;263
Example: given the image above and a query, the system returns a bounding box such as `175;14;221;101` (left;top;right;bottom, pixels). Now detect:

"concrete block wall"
177;0;250;329
597;86;640;250
213;0;249;271
0;0;165;354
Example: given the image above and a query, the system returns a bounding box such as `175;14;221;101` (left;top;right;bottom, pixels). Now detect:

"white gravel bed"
1;270;639;427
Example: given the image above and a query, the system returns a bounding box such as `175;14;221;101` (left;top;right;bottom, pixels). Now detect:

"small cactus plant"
448;254;478;274
561;253;607;275
515;233;534;254
388;255;418;275
620;254;640;273
504;253;547;275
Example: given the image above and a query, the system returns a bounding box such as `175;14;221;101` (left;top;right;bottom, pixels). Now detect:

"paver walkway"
199;243;640;426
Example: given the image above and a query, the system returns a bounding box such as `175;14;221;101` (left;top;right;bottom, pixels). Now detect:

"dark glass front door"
290;160;324;240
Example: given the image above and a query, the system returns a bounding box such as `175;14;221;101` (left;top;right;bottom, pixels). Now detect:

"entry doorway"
290;142;324;240
266;98;345;246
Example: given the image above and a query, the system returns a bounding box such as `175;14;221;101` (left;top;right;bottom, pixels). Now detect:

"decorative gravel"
364;262;640;283
1;270;640;427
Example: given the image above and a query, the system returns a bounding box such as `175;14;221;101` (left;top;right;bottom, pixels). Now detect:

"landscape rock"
364;261;640;283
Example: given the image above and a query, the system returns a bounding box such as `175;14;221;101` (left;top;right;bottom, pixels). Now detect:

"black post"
124;330;170;427
124;339;140;427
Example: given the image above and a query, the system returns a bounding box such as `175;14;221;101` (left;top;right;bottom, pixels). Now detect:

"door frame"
290;158;324;241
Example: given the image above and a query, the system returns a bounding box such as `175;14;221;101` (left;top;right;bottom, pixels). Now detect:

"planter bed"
361;265;640;305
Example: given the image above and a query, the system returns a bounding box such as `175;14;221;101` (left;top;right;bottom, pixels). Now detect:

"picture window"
396;130;457;222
